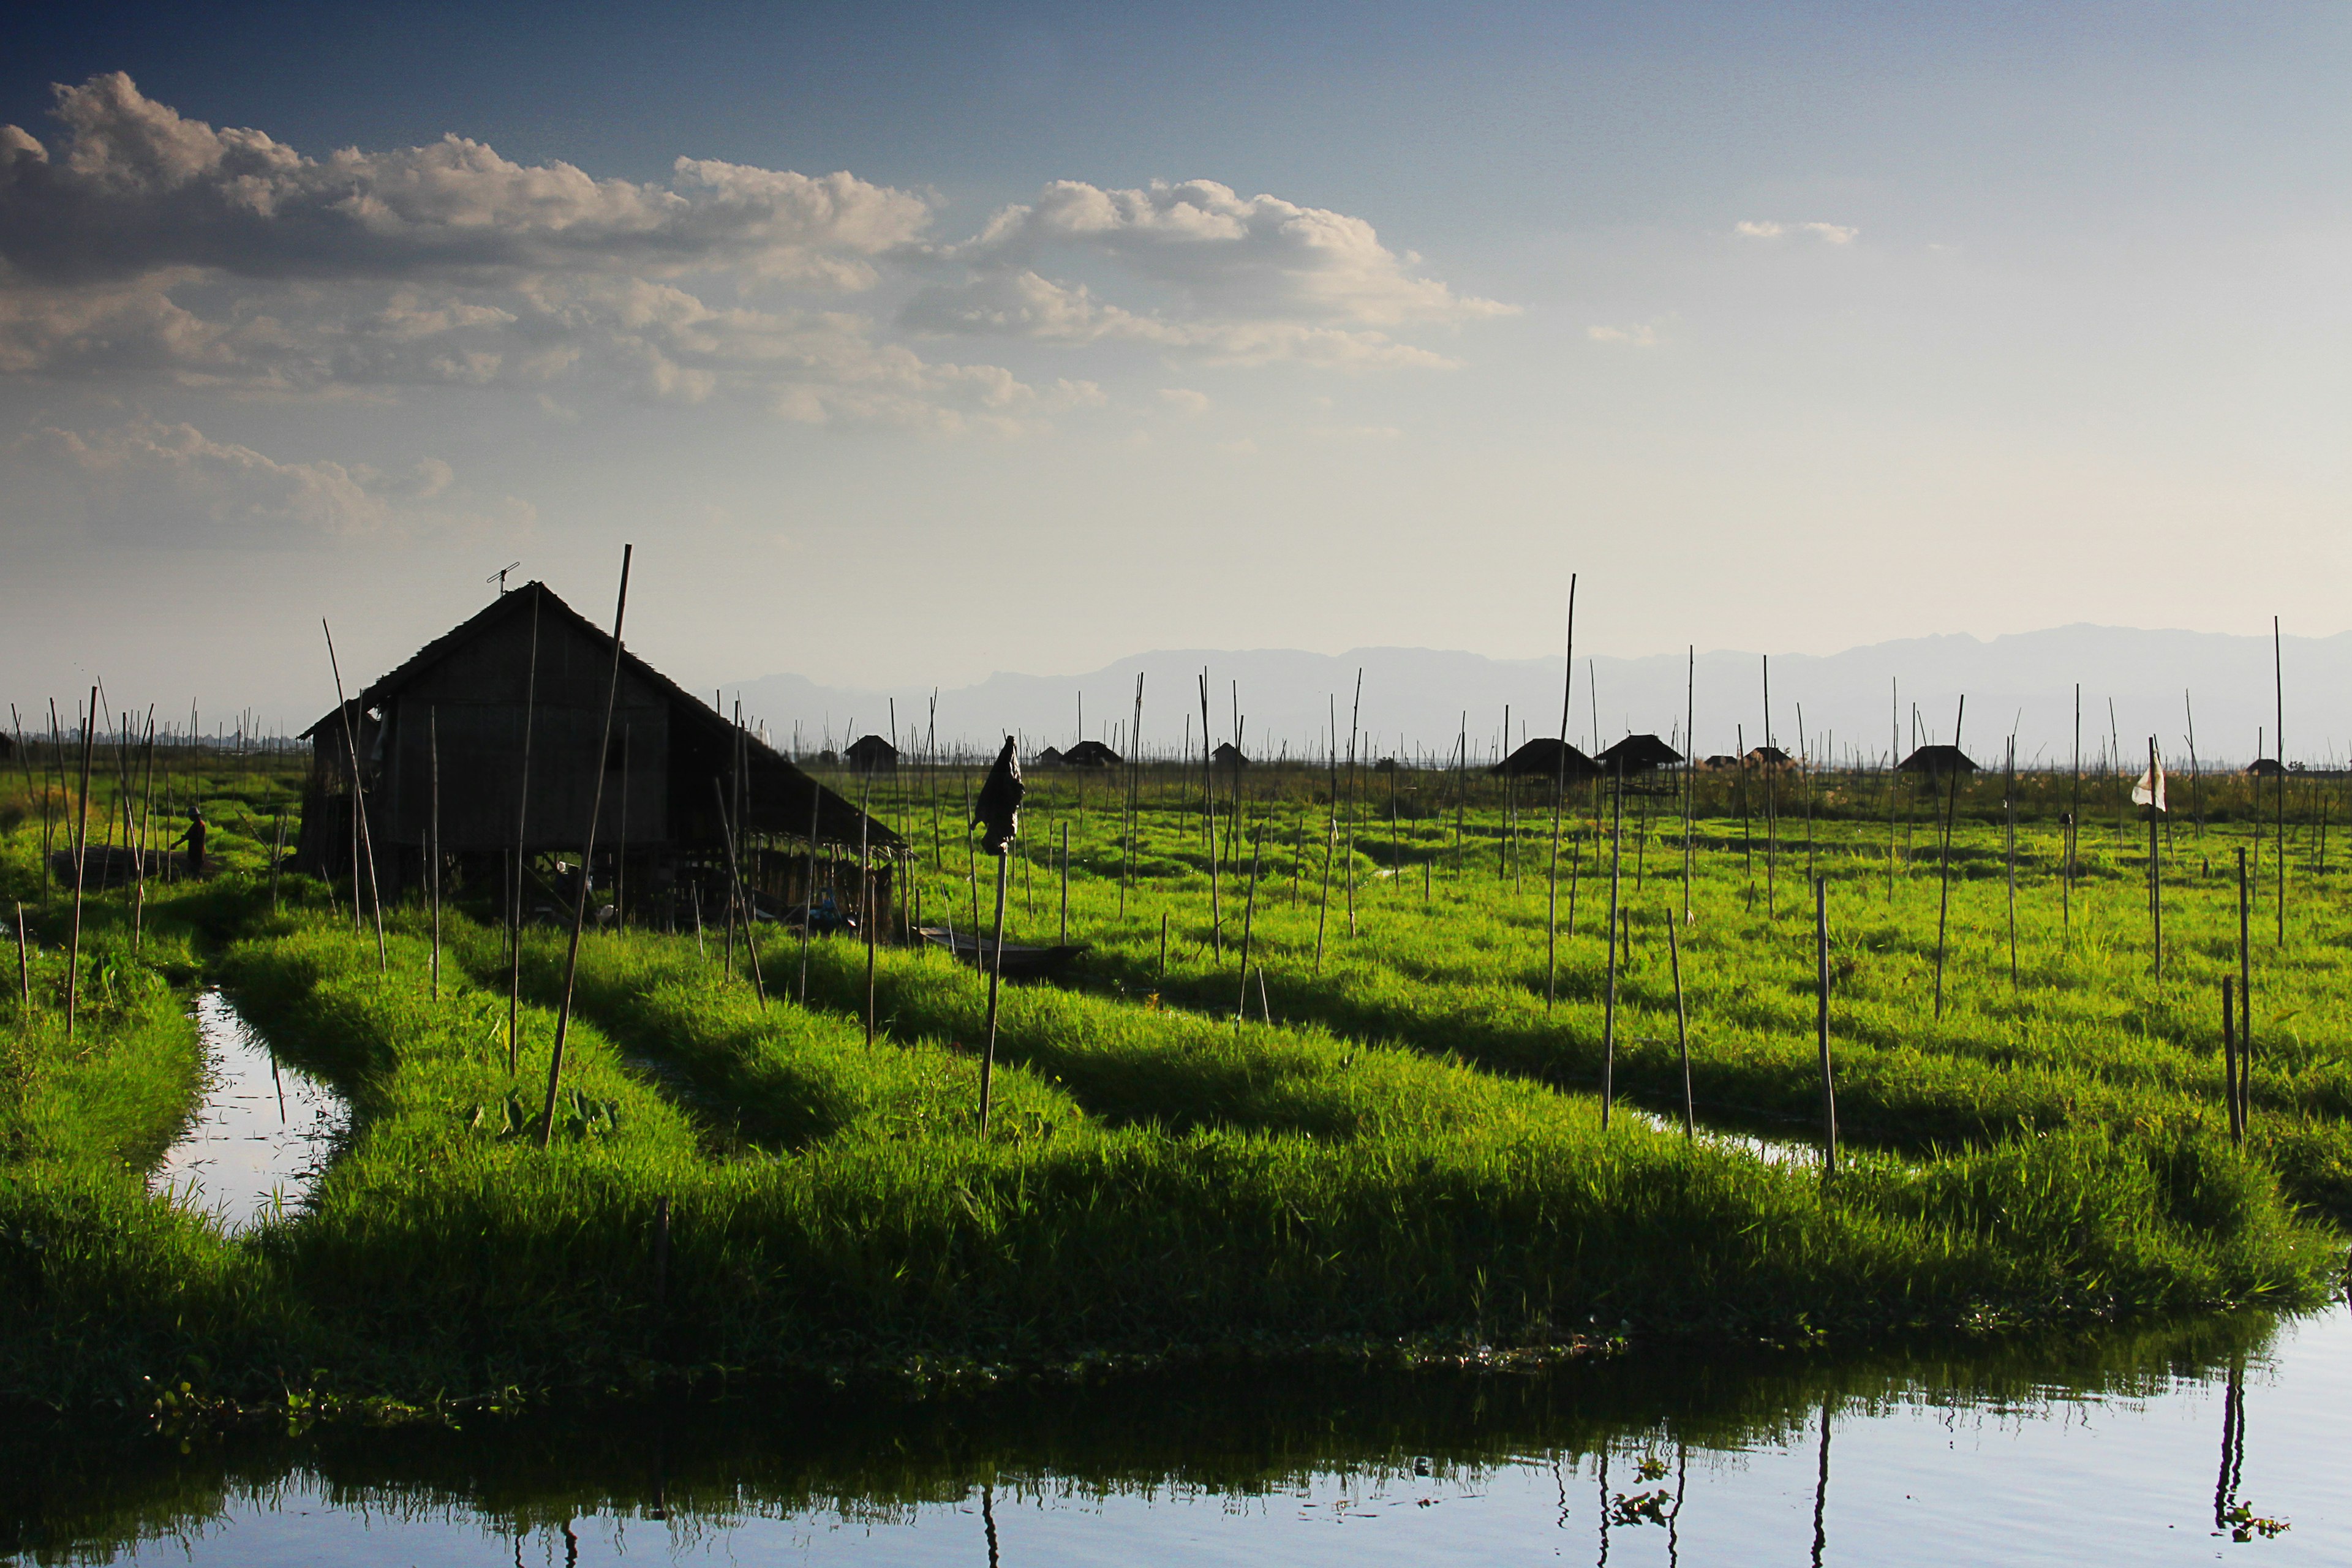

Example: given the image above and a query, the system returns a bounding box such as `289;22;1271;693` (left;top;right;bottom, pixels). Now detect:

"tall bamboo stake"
2222;976;2241;1144
2005;736;2018;987
861;769;876;1046
2147;735;2163;979
978;848;1011;1133
1545;576;1576;1008
2274;616;2286;946
1343;669;1363;935
1235;824;1264;1028
1667;903;1691;1137
2237;846;2252;1136
1932;697;1965;1022
64;689;94;1044
1683;645;1696;924
13;901;28;1010
1815;875;1838;1176
508;592;541;1073
1600;767;1623;1129
801;772;820;1003
323;620;386;972
539;545;635;1147
1199;671;1220;955
430;706;442;1001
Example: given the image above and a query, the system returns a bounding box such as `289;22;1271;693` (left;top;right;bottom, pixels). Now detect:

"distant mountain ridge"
732;625;2352;770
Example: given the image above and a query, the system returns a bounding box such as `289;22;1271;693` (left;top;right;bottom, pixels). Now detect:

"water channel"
6;1303;2342;1564
25;993;2339;1563
148;988;348;1232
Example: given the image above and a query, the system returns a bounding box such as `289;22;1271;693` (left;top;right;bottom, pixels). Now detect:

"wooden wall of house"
374;611;671;850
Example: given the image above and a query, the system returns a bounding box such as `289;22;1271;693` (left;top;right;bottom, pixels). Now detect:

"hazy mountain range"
733;625;2344;771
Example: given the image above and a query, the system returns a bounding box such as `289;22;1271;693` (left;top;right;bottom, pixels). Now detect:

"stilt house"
1597;734;1684;774
294;582;903;928
1491;737;1599;782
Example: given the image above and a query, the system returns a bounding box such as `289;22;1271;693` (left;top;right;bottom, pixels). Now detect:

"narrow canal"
148;987;349;1231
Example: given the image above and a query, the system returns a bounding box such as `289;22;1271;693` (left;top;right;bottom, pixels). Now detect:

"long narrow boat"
913;925;1088;981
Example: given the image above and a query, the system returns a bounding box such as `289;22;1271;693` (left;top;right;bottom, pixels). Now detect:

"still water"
7;1305;2343;1565
148;989;347;1231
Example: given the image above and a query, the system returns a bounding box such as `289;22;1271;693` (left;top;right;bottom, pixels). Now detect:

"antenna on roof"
488;561;523;595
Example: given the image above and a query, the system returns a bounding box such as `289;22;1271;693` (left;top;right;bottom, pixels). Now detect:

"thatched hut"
1033;745;1065;768
844;734;899;774
2245;757;2287;778
1212;741;1248;769
1744;745;1796;772
1062;740;1121;768
1491;737;1599;782
293;581;900;926
1597;734;1684;774
1898;744;1977;778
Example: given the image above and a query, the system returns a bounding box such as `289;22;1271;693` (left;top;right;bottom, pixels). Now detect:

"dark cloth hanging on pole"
973;736;1024;854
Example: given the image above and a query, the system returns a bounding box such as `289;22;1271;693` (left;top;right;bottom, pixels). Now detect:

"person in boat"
168;806;208;875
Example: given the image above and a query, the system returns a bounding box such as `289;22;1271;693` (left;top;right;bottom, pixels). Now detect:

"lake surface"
148;989;347;1231
7;1303;2343;1565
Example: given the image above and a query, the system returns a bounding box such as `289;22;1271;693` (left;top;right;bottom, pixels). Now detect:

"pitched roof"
1490;737;1599;778
1898;744;1977;774
301;582;900;849
1598;733;1684;771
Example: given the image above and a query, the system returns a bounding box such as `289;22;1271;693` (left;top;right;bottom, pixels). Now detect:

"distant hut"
1700;754;1742;771
844;734;899;774
293;581;900;927
2245;757;2287;778
1212;741;1248;769
1063;739;1121;769
1033;745;1065;768
1744;745;1797;772
1898;744;1978;778
1491;737;1599;782
1597;734;1684;775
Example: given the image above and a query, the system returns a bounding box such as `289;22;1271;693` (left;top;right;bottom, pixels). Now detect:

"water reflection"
148;988;349;1231
4;1303;2343;1564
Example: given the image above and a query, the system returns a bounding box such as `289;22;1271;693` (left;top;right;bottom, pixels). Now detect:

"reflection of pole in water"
1668;1441;1686;1567
1810;1397;1832;1568
982;1480;1000;1568
1596;1446;1610;1567
2214;1358;2246;1531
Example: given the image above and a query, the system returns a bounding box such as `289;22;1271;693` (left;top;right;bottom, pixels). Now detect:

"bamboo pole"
2005;736;2018;987
1343;670;1363;935
131;712;156;952
1667;902;1691;1137
430;706;442;1001
2237;846;2252;1136
1199;671;1220;956
1932;697;1965;1022
538;545;635;1147
1235;824;1264;1028
1600;766;1623;1129
2147;735;2163;979
1815;874;1838;1175
2274;616;2286;946
801;771;820;1003
1059;821;1070;945
2222;976;2241;1145
1546;576;1576;1008
64;688;94;1044
861;769;876;1046
978;848;1010;1133
323;621;387;972
1683;645;1695;925
508;592;541;1072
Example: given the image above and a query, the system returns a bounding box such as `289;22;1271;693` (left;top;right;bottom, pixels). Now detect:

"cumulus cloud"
904;179;1512;367
1587;322;1661;347
0;73;929;287
25;418;527;538
1733;219;1858;244
0;77;1506;431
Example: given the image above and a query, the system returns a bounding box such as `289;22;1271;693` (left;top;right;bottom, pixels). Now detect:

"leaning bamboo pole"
323;620;386;972
538;545;635;1147
1545;576;1575;1009
64;688;95;1044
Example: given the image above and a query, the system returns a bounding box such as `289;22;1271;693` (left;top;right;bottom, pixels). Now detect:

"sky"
4;1;2348;733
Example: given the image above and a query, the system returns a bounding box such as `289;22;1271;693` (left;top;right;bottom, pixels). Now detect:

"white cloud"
1734;219;1858;244
905;178;1512;367
0;77;1507;432
1588;322;1661;347
1158;387;1210;415
24;418;527;538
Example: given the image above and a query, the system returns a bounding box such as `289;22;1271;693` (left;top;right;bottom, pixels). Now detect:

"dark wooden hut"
1744;745;1796;771
293;581;901;926
1062;739;1121;768
1212;741;1248;768
1597;734;1684;774
844;734;899;774
1491;737;1599;782
1032;745;1065;768
1700;753;1742;771
2244;757;2286;778
1897;744;1977;778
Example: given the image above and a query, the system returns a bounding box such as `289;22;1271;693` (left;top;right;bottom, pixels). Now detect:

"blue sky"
4;2;2348;725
